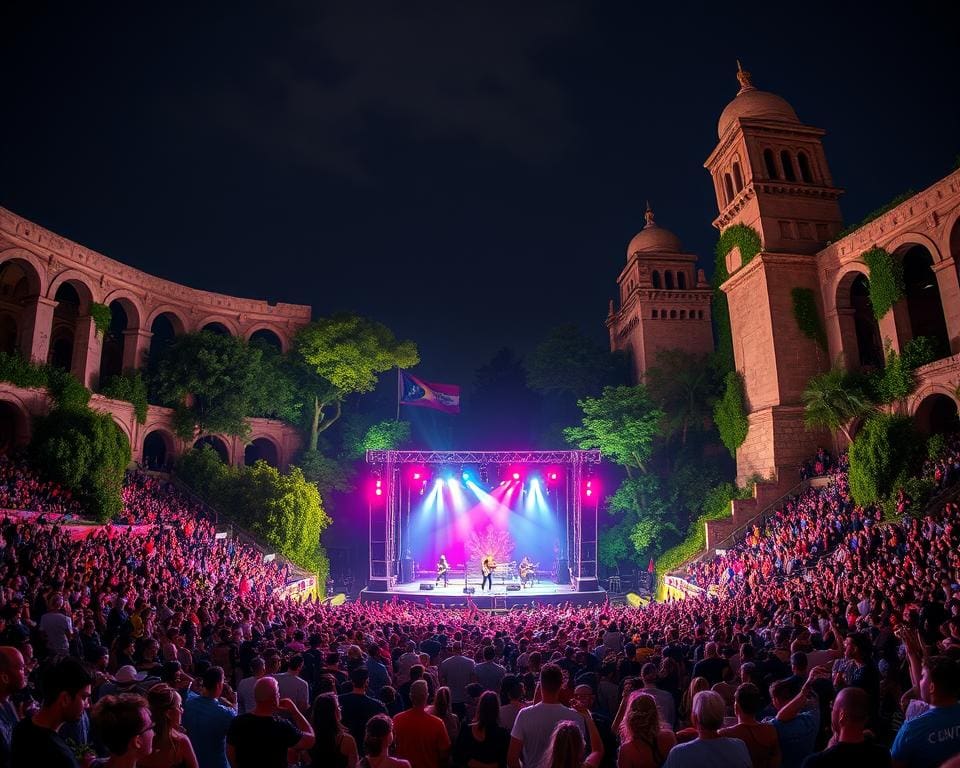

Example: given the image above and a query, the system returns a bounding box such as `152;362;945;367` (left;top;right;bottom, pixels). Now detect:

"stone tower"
606;204;714;383
704;64;841;482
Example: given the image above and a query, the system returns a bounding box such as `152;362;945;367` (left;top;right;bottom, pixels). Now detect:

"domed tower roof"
717;62;799;138
626;203;683;258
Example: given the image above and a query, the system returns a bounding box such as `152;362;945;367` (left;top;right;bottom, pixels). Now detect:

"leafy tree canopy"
564;385;663;473
526;324;625;398
803;366;874;443
645;351;721;447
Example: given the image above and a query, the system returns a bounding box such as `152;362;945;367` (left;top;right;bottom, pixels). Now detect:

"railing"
705;478;810;557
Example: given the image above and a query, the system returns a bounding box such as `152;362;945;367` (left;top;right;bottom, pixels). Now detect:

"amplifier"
506;584;521;592
419;583;434;591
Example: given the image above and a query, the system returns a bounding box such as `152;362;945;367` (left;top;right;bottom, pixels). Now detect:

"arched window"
732;162;743;192
780;150;796;182
797;152;813;183
764;149;778;179
651;309;658;318
723;174;735;204
698;310;704;319
680;310;687;319
651;271;661;289
677;272;686;289
665;271;675;290
670;309;677;319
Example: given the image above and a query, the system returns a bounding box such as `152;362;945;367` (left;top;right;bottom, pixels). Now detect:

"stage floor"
359;580;607;608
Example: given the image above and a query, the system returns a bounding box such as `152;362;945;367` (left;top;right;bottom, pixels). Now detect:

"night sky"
2;2;958;386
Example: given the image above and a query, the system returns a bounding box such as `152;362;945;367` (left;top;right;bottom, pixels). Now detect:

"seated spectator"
225;676;314;768
718;683;780;768
89;692;154;768
617;692;676;768
308;693;357;768
140;683;198;768
662;691;750;768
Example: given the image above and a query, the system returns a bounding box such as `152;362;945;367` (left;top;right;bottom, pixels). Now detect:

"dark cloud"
208;4;580;180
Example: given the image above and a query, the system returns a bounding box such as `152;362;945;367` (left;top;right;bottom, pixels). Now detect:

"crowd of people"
0;440;957;767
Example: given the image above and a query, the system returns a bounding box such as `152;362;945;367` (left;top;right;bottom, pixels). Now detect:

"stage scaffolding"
365;450;602;593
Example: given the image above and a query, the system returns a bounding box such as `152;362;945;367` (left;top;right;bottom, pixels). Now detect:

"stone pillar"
828;308;858;370
122;328;153;372
933;257;960;355
21;296;57;364
71;315;103;389
878;301;912;354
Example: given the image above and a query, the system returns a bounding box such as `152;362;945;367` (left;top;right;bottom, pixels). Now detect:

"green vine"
836;190;915;239
714;370;749;457
790;287;827;351
89;302;113;338
713;224;762;374
100;371;149;424
861;246;904;319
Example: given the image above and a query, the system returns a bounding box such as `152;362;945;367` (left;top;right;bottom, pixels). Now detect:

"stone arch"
145;305;189;335
893;241;950;359
677;271;687;290
732;161;743;193
247;326;286;352
98;293;144;383
780;150;796;182
48;279;93;372
835;267;883;370
0;395;31;452
195;315;239;337
147;307;188;363
723;174;734;205
194;434;230;463
797;151;813;183
911;390;959;437
763;149;778;180
665;271;675;290
46;270;98;309
245;436;280;467
142;428;176;470
651;271;661;289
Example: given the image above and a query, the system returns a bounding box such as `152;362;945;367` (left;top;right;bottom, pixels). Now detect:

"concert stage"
359;580;607;608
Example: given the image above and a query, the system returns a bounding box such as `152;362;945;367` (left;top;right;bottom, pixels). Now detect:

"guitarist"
519;556;537;588
435;554;449;587
481;554;497;591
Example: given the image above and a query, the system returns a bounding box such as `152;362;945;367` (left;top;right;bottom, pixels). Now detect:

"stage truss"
365;450;602;593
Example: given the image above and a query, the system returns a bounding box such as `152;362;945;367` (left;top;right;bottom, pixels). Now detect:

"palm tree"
802;366;874;443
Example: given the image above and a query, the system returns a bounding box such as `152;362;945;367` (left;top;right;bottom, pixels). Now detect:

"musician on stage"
435;554;449;587
481;554;496;591
519;555;534;588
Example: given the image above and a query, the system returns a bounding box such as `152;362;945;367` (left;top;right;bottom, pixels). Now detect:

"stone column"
21;296;57;363
933;257;960;355
71;315;103;389
878;301;912;354
121;328;153;372
827;308;858;370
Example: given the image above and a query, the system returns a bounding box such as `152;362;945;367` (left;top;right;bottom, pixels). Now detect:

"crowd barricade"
662;574;704;601
274;576;317;601
0;509;154;540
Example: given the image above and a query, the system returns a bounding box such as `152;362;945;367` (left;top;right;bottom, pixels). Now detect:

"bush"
30;407;131;521
714;371;749;457
928;433;947;461
100;372;149;424
713;225;762;374
849;414;923;506
89;302;113;338
0;352;90;410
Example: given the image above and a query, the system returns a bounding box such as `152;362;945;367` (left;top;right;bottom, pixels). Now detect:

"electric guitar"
481;558;497;577
519;561;539;579
436;560;449;576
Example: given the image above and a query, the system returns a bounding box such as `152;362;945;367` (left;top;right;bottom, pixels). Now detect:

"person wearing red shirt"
393;680;451;768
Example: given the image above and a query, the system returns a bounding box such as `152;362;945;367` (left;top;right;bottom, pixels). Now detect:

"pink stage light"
412;472;421;480
512;472;521;480
548;472;558;481
585;479;593;497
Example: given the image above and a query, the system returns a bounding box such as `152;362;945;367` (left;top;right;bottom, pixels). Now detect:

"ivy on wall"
790;287;827;351
714;370;749;457
713;224;762;374
100;372;149;424
861;247;904;320
89;302;113;338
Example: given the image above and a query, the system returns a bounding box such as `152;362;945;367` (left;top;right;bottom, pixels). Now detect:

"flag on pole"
399;371;460;413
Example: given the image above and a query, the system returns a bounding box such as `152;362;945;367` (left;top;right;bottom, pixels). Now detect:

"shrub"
89;302;113;338
848;414;922;506
837;191;916;239
713;225;762;374
0;352;90;410
714;371;749;457
100;372;149;424
30;407;130;521
927;433;947;461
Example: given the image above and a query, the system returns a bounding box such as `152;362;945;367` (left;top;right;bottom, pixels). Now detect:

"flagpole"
396;367;401;421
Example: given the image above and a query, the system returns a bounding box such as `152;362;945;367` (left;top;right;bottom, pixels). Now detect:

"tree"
526;324;625;398
714;371;749;457
645;351;721;447
848;414;922;506
148;331;267;439
802;366;874;443
345;419;412;457
564;386;663;475
566;386;667;563
31;407;131;521
293;315;419;451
